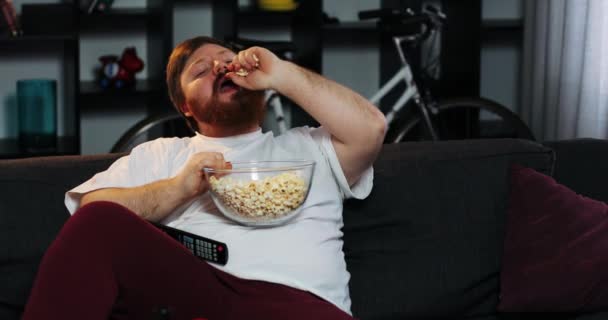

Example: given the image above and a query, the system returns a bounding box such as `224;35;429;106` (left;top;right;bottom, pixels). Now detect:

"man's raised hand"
226;46;283;91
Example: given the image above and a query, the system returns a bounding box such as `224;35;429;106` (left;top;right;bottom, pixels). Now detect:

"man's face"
179;44;265;131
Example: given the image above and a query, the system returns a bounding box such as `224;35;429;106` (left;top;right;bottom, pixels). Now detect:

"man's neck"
197;123;260;138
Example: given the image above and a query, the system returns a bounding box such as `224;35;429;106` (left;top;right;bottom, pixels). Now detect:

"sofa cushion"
0;153;123;315
498;165;608;312
343;139;555;319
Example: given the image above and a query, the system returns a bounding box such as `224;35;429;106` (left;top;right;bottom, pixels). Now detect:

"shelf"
79;8;163;29
322;21;377;33
0;34;76;44
0;137;78;159
80;79;163;95
79;79;165;109
237;7;295;25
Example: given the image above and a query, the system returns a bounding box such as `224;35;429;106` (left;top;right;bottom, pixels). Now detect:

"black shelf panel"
0;34;76;44
79;79;165;109
0;137;79;159
322;21;377;33
237;7;295;25
80;79;163;95
79;8;163;29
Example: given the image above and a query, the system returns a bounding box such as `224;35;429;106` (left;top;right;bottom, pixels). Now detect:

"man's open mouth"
216;75;239;94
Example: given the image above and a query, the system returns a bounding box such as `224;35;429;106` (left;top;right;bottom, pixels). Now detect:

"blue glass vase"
17;79;57;152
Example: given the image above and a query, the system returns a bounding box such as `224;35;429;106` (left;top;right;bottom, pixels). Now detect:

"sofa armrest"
0;153;123;314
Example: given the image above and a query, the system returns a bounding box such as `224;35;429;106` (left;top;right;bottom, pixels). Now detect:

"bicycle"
358;5;535;143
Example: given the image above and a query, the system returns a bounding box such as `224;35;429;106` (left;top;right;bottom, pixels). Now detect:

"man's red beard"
187;78;265;129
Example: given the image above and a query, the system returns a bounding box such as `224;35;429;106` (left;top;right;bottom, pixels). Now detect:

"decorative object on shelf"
0;0;21;37
85;0;114;14
16;79;57;153
97;47;144;89
257;0;298;11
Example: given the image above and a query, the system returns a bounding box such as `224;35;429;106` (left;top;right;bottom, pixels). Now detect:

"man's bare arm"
80;177;189;222
274;62;387;185
79;152;230;222
228;48;387;185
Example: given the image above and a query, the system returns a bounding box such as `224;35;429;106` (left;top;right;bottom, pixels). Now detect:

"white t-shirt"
65;126;373;315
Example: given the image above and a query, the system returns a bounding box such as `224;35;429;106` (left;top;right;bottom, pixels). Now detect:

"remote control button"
218;245;224;252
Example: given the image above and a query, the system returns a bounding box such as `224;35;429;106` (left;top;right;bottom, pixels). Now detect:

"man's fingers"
252;53;260;67
237;51;253;70
191;152;226;171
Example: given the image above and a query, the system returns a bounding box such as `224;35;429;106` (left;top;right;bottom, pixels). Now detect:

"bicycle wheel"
111;113;193;153
388;97;535;143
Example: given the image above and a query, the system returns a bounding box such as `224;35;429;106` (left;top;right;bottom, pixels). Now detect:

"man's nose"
213;60;228;75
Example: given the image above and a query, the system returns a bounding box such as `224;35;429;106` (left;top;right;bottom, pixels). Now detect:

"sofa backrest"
0;153;123;318
342;139;554;319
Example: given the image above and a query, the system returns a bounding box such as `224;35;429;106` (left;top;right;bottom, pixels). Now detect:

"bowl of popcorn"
203;160;315;227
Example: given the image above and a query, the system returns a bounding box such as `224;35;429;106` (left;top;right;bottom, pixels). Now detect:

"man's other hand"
175;152;232;200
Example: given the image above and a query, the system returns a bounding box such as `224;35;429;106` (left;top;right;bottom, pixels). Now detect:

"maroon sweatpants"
22;201;354;320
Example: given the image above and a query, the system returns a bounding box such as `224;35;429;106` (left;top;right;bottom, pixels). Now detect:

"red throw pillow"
498;165;608;312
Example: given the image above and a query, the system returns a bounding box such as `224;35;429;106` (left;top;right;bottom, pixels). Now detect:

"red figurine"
98;47;144;89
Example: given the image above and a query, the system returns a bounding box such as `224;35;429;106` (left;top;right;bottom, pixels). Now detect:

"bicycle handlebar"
358;6;445;42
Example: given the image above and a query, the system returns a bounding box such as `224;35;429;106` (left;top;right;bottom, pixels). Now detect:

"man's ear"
180;103;192;117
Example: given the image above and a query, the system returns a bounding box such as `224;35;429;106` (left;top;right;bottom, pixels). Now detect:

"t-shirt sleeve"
64;140;174;215
308;127;374;200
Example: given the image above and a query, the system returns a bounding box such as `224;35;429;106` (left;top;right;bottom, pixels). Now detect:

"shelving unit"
77;1;173;112
0;0;499;158
0;11;79;158
0;0;175;159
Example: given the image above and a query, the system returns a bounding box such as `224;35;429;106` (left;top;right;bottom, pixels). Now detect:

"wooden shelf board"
0;137;79;159
237;7;294;25
79;8;163;28
0;34;76;43
322;21;377;33
78;79;166;109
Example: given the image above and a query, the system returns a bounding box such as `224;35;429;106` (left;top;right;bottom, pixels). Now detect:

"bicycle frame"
368;35;438;140
264;35;439;139
266;89;288;133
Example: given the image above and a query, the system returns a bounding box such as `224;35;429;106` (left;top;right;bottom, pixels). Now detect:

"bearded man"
22;36;386;320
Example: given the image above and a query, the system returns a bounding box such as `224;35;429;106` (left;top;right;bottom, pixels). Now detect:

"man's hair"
166;36;236;132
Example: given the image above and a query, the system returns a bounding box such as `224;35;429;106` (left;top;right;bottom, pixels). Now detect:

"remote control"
153;223;228;265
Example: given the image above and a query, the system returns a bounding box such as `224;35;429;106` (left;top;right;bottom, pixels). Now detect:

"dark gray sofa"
1;138;607;319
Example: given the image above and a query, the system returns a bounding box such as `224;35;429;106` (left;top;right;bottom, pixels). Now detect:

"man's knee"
69;201;143;234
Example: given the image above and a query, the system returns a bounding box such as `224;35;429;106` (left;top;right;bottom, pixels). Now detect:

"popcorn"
235;68;249;77
233;54;259;76
209;171;307;219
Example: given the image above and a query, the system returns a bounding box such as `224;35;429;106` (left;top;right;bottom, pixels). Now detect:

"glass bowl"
203;160;315;227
